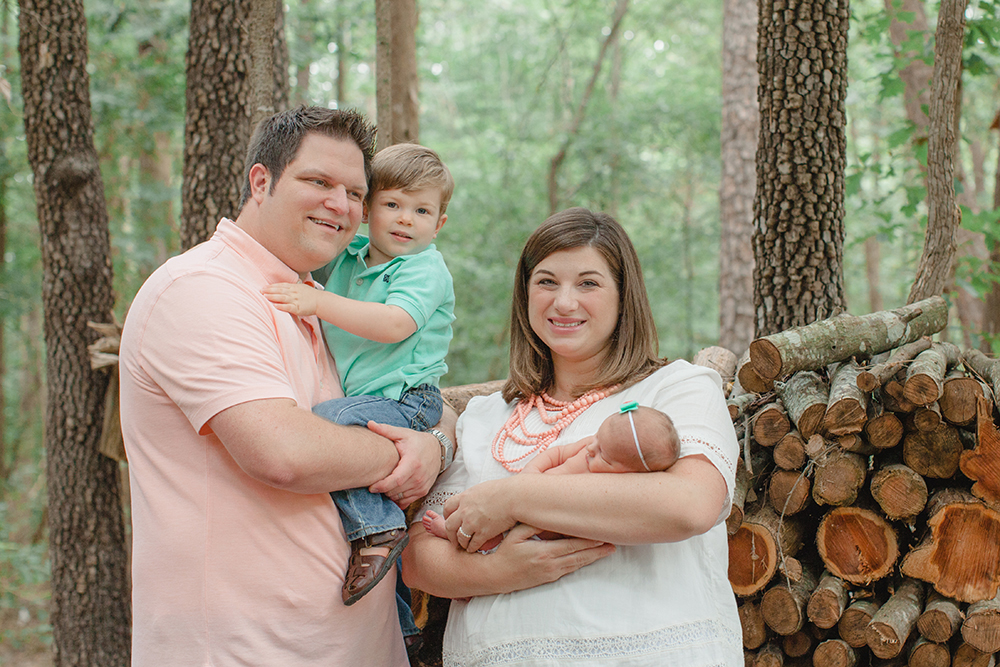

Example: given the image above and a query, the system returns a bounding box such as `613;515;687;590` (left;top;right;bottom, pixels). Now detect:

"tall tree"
17;0;130;663
907;0;968;303
376;0;419;149
180;0;288;249
984;109;1000;349
718;0;758;354
753;0;849;336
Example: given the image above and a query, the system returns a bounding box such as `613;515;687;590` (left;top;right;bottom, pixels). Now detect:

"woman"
402;207;741;666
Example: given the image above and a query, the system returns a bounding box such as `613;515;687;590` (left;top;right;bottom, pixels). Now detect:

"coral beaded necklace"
491;386;618;472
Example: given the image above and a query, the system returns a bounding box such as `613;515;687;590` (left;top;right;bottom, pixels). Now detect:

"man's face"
250;133;368;278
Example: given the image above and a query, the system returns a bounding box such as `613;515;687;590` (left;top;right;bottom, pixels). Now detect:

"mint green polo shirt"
323;235;454;400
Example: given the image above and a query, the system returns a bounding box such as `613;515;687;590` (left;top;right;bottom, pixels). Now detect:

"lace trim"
420;490;459;511
443;618;741;666
680;435;736;479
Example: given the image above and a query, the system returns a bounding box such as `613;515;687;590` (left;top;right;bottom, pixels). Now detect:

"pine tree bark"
907;0;968;303
375;0;420;149
719;0;758;355
753;0;849;336
18;0;130;663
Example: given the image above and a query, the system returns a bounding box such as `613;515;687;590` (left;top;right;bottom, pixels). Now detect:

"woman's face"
527;246;620;370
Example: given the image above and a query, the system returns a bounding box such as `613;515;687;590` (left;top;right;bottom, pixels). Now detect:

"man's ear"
248;164;271;203
433;213;447;238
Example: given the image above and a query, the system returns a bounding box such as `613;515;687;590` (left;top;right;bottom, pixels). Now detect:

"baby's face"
584;419;644;473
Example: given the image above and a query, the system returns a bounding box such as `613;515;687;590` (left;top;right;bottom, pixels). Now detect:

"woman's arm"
401;521;615;599
443;454;727;552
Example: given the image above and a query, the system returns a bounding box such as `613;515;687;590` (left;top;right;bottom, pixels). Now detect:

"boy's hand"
366;421;440;507
261;282;318;316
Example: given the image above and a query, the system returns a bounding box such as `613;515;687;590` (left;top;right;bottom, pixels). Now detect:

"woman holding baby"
401;207;742;666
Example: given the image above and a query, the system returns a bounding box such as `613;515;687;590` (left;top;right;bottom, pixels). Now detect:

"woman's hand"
366;421;440;507
443;478;520;552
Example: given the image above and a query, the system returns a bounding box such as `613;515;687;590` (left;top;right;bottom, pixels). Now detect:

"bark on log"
729;449;773;535
761;568;819;635
773;431;807;470
870;463;929;521
839;598;881;647
907;637;951;667
917;590;964;643
775;372;829;439
903;342;962;406
953;642;997;667
964;349;1000;400
812;450;867;507
865;578;924;659
812;638;858;667
730;392;760;421
768;469;812;516
903;424;963;479
755;401;792;447
962;588;1000;653
960;395;1000;507
441;380;506;414
824;359;869;435
748;297;948;381
694;345;739;381
857;338;933;392
753;642;784;667
740;598;769;649
817;506;899;585
808;571;852;629
900;489;1000;603
729;503;804;596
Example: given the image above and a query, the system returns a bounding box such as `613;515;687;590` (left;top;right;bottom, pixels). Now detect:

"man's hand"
366;421;441;507
261;282;319;317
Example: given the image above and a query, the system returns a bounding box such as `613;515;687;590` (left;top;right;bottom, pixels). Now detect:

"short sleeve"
648;363;739;525
128;271;297;434
384;251;454;330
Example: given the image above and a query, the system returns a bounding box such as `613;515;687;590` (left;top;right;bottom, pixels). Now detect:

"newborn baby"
422;403;679;552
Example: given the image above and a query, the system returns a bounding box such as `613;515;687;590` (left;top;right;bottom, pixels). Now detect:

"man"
120;107;450;666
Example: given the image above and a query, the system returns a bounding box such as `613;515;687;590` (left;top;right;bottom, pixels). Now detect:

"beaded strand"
491;386;618;472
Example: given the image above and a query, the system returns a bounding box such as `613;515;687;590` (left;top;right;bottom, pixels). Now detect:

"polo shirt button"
356;278;364;286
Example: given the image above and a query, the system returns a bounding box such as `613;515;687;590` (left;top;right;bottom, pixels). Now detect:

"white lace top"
419;361;743;666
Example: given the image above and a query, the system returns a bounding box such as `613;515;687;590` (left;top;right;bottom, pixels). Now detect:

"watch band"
428;428;454;474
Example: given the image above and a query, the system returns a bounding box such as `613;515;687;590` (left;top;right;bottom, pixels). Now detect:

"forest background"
2;0;1000;662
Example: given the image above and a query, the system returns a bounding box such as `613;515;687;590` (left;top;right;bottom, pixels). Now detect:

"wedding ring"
396;493;404;500
458;527;472;540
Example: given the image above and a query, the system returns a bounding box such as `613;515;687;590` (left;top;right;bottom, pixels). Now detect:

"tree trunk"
983;111;1000;346
249;0;278;130
18;0;130;663
375;0;420;149
752;0;849;336
719;0;758;355
907;0;968;303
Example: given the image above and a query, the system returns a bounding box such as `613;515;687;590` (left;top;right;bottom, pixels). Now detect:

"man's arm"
262;282;417;343
208;397;437;495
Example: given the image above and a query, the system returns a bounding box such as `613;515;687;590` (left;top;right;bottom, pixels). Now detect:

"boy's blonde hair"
370;143;455;214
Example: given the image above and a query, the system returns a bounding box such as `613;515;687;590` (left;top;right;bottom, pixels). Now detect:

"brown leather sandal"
342;529;409;606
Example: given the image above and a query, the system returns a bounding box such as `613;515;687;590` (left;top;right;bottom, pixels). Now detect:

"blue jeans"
312;384;443;638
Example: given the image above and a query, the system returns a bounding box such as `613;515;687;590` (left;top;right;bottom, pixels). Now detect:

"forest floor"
0;593;53;666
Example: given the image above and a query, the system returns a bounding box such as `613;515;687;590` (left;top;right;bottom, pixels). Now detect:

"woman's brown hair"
503;207;666;403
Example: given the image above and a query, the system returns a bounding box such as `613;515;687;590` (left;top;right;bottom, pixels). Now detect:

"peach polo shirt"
120;219;407;667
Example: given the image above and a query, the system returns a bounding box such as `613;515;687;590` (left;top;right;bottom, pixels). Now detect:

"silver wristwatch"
428;428;454;474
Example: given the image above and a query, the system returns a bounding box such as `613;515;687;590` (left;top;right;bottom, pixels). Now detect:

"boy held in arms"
263;144;455;632
423;403;679;552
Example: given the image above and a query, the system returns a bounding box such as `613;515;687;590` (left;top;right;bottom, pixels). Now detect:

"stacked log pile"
726;297;1000;667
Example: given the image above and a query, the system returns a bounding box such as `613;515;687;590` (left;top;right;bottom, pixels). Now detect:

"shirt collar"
213;218;321;287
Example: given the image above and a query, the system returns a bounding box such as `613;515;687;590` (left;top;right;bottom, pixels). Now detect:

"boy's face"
364;187;447;266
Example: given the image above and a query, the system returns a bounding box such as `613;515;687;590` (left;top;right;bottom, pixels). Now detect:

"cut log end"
750;339;783;381
817;507;898;585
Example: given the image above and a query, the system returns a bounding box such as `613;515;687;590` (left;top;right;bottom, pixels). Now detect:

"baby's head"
586;405;679;474
363;144;454;263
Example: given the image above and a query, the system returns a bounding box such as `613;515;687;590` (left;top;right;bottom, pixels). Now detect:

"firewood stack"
725;296;1000;667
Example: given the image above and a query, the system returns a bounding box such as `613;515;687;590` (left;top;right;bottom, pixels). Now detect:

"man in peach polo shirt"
120;107;449;666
